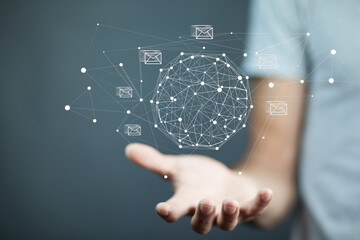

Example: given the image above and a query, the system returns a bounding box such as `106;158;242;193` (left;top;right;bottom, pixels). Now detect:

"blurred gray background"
0;0;294;239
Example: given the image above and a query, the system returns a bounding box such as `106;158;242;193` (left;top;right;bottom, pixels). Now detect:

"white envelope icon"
194;25;213;39
124;124;141;136
267;101;287;115
141;50;162;65
116;87;133;98
258;54;277;69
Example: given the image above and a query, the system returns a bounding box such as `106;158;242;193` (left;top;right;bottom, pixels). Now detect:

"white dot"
262;136;265;139
180;52;184;55
246;76;249;80
238;76;242;80
65;105;70;111
159;68;163;72
226;64;230;67
201;55;204;58
186;68;190;71
179;60;183;63
163;175;168;179
127;110;131;114
201;81;205;85
138;47;141;50
150;100;154;103
268;82;275;88
184;129;188;133
222;53;226;57
116;129;119;132
215;147;219;150
331;49;336;55
154;124;158;128
140;80;143;83
87;86;91;91
179;145;183;149
250;105;254;109
170;66;173;70
202;46;206;49
97;23;100;26
119;63;123;67
93;119;97;123
243;53;248;57
238;171;242;176
213;120;217;124
216;57;220;61
300;79;305;84
81;67;86;73
191;55;194;59
194;92;197;95
307;32;310;36
139;98;143;102
242;124;246;128
178;118;182;122
230;32;233;34
217;88;222;92
255;51;258;55
329;78;334;84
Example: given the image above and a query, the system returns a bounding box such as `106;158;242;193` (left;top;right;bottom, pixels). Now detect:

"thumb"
125;143;176;177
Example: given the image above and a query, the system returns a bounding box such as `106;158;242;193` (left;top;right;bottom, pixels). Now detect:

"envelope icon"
258;54;277;69
116;87;133;98
268;101;287;115
124;124;141;136
141;50;162;65
194;25;213;39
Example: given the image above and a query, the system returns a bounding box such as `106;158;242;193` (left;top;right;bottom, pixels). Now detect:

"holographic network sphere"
151;53;252;150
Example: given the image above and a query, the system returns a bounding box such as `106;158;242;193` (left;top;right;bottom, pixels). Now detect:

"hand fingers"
190;199;216;234
155;192;196;222
216;199;240;231
239;188;273;222
125;143;175;177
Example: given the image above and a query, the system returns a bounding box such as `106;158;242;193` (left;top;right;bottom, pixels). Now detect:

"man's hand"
125;143;273;234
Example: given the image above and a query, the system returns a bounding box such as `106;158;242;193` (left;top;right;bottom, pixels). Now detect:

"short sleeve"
241;0;308;79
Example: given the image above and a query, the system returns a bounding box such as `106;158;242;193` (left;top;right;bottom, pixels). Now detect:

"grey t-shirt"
242;0;360;239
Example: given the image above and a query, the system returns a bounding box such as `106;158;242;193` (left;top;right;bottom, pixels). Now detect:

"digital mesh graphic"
152;53;252;150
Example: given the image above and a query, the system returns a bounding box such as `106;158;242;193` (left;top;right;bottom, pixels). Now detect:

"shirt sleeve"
241;0;308;79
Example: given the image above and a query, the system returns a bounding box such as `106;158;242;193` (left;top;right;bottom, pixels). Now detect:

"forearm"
233;77;306;228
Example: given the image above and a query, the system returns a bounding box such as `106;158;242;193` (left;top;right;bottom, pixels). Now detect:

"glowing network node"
300;79;305;84
243;53;248;57
81;67;86;73
119;63;124;67
139;98;143;102
87;86;91;91
163;175;168;179
127;110;131;114
152;53;252;150
93;119;97;123
329;78;335;84
331;49;336;55
65;105;70;111
268;82;274;88
238;171;242;175
306;32;310;36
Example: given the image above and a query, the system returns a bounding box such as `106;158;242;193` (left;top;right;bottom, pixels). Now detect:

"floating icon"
124;124;141;136
191;25;213;40
116;87;133;98
140;50;162;65
258;54;277;69
266;101;287;115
